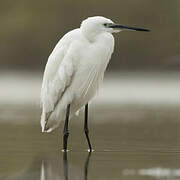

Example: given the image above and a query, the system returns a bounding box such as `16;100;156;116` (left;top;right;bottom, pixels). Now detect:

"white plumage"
40;16;115;132
40;16;149;133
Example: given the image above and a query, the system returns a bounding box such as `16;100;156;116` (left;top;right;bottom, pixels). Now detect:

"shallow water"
1;105;180;180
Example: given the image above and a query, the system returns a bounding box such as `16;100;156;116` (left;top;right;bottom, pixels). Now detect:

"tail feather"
41;109;66;133
41;92;74;133
41;111;46;132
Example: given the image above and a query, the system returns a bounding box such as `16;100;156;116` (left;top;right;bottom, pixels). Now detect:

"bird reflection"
63;152;69;180
41;152;92;180
63;152;92;180
84;152;91;180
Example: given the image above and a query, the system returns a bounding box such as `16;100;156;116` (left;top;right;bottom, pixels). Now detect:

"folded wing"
40;41;74;132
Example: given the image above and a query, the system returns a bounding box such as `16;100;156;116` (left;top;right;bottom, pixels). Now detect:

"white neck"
80;27;101;42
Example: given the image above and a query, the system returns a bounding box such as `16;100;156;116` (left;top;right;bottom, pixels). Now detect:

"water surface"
1;105;180;180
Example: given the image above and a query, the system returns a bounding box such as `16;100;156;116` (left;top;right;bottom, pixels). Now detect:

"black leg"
63;152;68;180
63;104;70;151
84;152;92;180
84;104;92;151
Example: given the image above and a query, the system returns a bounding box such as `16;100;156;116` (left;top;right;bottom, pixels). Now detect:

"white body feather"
41;16;115;132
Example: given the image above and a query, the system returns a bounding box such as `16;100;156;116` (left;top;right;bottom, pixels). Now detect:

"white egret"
40;16;149;151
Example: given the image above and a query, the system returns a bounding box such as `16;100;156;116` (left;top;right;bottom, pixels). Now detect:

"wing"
40;41;75;130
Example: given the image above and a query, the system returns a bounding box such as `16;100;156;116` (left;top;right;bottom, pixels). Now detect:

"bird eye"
103;23;108;27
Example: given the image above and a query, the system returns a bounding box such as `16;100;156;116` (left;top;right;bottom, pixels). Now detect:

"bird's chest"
78;44;110;84
71;36;114;99
72;33;114;71
72;45;111;100
87;43;111;65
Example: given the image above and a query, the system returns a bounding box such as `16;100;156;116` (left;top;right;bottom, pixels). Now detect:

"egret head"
81;16;150;40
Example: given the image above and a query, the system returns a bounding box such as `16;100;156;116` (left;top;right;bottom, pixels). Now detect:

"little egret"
40;16;150;151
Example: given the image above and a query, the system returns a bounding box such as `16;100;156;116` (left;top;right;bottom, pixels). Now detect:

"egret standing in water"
41;16;149;151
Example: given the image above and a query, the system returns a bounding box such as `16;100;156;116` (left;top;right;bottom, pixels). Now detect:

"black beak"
108;23;150;32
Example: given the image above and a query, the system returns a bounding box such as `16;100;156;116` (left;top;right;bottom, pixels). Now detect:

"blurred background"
0;0;179;70
1;0;180;106
1;0;180;180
